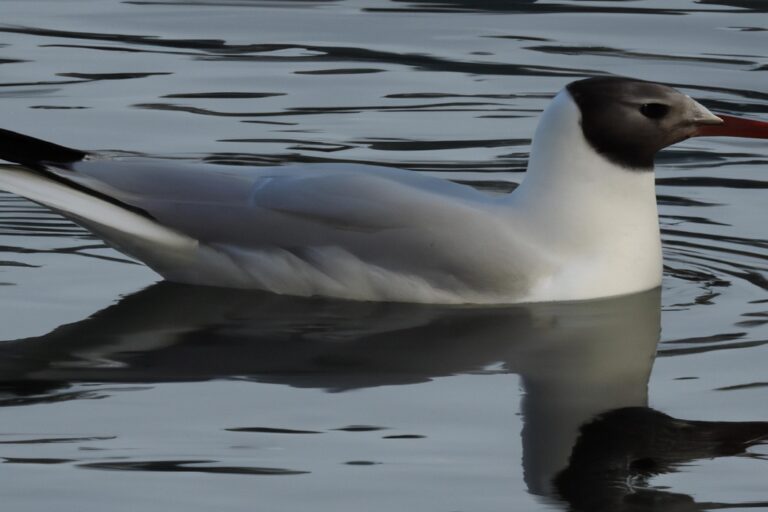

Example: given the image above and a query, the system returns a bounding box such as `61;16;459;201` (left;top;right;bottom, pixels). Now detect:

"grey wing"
41;158;541;300
54;158;494;248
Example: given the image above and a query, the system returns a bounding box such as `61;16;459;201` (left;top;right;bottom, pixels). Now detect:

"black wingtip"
0;128;87;168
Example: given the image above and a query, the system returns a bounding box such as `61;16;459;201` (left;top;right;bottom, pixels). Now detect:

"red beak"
696;114;768;139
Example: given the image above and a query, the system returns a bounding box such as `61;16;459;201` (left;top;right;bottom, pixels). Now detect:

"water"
1;1;767;510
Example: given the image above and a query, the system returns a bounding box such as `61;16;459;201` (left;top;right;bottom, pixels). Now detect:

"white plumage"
2;78;764;303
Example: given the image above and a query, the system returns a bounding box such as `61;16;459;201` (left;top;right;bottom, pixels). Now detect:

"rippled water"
1;1;767;510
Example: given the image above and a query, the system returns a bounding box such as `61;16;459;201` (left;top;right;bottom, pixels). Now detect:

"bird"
0;77;766;304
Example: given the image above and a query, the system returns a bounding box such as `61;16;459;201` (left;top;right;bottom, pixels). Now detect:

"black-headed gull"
1;77;766;303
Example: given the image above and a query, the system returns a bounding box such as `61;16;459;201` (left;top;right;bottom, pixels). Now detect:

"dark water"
1;1;767;510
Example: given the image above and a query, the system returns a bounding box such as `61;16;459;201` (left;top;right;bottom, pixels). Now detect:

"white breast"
506;90;663;302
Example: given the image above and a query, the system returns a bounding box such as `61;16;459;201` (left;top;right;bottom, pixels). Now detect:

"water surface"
1;1;767;510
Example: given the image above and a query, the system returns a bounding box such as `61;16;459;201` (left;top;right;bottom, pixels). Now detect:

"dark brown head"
566;77;768;171
566;77;722;170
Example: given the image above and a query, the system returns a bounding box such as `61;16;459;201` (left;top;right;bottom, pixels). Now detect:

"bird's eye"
640;103;669;119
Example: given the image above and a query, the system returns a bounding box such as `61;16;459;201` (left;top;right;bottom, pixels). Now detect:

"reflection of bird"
1;77;767;303
0;283;659;394
2;285;660;494
1;285;765;508
555;407;768;512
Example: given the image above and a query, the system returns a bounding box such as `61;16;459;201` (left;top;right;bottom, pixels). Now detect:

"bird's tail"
0;127;87;169
0;129;202;279
0;128;150;225
0;128;98;218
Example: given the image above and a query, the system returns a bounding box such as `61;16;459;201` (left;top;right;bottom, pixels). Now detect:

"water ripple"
80;460;310;475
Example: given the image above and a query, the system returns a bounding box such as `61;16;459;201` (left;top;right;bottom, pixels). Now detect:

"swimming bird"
0;77;766;303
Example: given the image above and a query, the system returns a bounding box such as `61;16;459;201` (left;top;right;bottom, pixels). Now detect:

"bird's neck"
507;90;662;300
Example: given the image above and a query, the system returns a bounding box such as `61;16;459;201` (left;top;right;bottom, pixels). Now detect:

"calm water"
1;1;767;510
